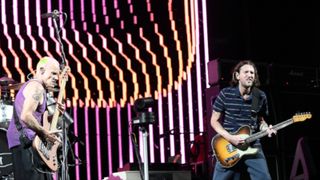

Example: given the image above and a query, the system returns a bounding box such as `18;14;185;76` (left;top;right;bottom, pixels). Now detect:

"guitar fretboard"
50;67;69;131
245;118;293;143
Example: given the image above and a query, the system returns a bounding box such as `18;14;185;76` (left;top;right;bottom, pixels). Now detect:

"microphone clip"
41;9;62;19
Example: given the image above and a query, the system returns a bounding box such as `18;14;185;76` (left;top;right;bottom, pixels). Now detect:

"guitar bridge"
225;154;239;163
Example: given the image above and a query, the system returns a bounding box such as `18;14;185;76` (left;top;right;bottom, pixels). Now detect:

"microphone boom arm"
46;10;69;180
52;13;67;68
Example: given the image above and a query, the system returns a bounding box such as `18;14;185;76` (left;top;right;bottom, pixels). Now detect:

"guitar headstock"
292;112;312;123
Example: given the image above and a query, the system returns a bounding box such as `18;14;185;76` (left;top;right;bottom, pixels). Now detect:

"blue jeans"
212;143;271;180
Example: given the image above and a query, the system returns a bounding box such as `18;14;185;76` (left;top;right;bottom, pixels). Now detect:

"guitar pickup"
40;143;50;160
226;144;236;153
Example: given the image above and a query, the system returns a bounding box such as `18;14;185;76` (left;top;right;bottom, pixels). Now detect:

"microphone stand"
52;13;67;68
132;112;155;180
141;126;149;180
130;133;145;180
131;126;149;180
51;13;68;180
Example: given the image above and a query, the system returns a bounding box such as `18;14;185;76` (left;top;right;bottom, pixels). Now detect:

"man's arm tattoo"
32;91;42;101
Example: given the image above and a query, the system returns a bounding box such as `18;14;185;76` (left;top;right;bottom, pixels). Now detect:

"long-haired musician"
210;60;276;180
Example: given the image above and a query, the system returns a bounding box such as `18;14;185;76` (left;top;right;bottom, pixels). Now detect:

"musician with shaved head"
7;56;64;180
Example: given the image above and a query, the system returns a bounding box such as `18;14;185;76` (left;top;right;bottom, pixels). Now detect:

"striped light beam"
167;88;175;156
91;0;96;23
157;93;165;162
84;103;91;180
168;0;185;83
70;0;76;28
148;108;155;163
182;1;196;149
154;24;174;88
201;0;210;88
95;106;102;180
109;29;131;106
87;33;105;103
194;0;205;134
69;31;91;100
184;0;196;73
106;106;113;175
139;28;162;96
177;82;186;163
75;44;104;103
11;0;26;82
0;49;12;78
128;103;134;162
36;0;53;58
187;70;195;143
26;21;42;59
117;104;124;168
73;106;80;180
74;30;101;101
61;29;80;106
80;0;86;27
102;0;107;16
24;0;42;61
127;33;151;97
99;34;118;106
1;0;5;24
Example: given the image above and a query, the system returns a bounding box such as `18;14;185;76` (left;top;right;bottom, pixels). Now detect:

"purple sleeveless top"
6;79;47;149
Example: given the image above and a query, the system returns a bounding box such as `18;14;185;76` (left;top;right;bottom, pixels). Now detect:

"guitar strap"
251;87;261;129
13;106;33;148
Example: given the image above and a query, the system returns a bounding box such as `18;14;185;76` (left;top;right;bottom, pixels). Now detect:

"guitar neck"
245;118;293;143
50;79;67;130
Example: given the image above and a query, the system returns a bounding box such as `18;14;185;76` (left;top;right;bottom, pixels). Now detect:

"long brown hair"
230;60;260;87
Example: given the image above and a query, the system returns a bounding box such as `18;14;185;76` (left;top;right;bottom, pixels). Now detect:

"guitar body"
211;113;312;168
211;126;258;168
32;111;59;172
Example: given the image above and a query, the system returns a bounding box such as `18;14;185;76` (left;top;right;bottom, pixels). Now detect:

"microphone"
41;9;62;19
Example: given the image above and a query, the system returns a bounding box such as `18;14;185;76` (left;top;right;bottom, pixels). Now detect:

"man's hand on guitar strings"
266;125;277;137
56;102;66;114
44;129;62;144
228;134;246;146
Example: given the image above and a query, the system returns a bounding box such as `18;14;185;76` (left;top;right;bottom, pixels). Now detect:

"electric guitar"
32;66;70;171
211;112;312;168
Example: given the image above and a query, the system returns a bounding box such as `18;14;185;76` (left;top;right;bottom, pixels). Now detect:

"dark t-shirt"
212;86;268;133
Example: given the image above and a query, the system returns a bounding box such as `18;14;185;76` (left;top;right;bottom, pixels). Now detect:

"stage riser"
104;171;191;180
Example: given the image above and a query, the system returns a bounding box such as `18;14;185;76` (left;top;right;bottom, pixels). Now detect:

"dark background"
207;0;318;66
206;0;319;179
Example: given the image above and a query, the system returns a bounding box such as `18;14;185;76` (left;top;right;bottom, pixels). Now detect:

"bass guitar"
211;112;312;168
32;66;70;171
